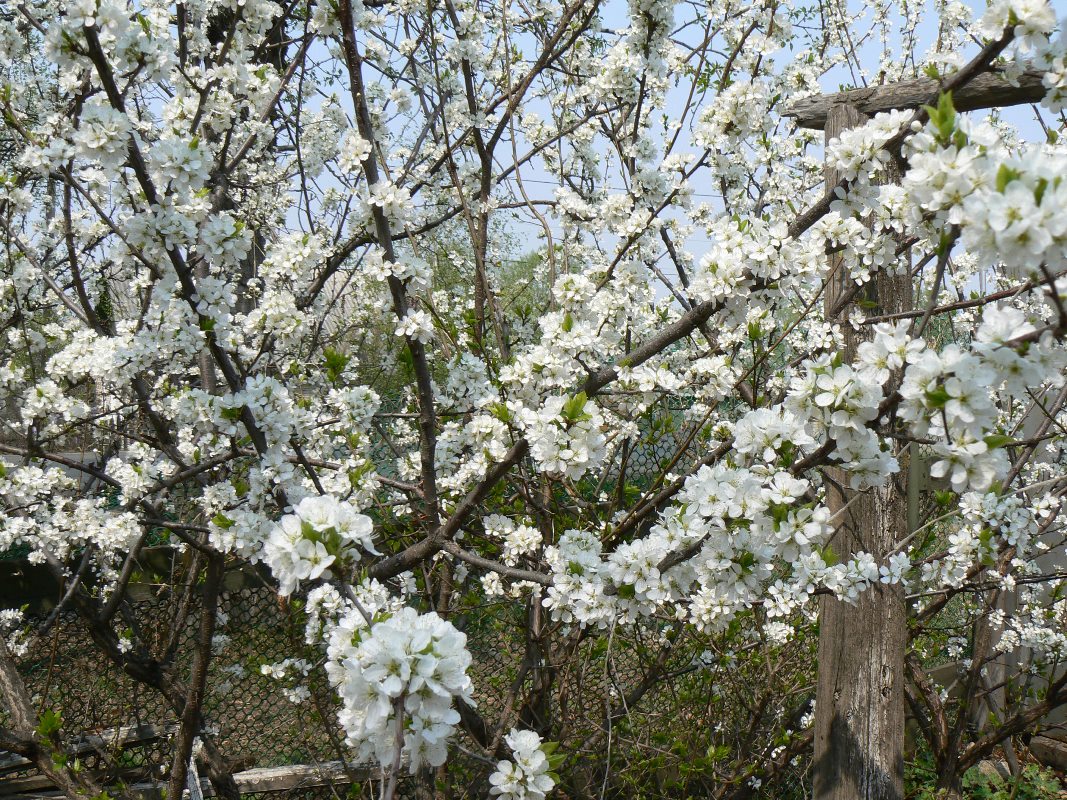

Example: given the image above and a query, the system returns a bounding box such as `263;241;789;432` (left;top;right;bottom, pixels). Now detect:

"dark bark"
166;555;226;800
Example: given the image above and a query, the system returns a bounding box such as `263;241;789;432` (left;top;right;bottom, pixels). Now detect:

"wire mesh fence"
3;580;809;800
6;589;332;795
3;582;719;800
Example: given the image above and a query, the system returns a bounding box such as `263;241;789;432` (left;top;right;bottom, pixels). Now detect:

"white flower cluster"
905;113;1067;276
992;587;1067;660
542;460;835;630
326;604;474;772
978;0;1056;55
520;393;608;481
260;658;312;703
499;269;638;406
364;180;412;223
395;309;435;343
0;608;29;657
435;414;511;493
543;529;615;627
489;729;557;800
338;130;373;174
483;514;543;565
73;99;131;171
827;110;913;186
921;491;1040;588
679;464;831;629
688;216;792;306
786;323;915;490
899;306;1063;493
263;495;378;596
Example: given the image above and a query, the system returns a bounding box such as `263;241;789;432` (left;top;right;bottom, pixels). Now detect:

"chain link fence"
3;579;724;800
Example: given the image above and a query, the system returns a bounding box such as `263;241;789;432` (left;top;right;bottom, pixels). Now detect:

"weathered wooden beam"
230;761;375;793
784;69;1047;130
0;760;379;799
812;103;912;800
0;724;175;778
1030;735;1067;770
0;768;146;796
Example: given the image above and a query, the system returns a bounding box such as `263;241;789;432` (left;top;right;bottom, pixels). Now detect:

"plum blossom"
489;729;557;800
395;309;435;343
263;495;378;596
326;605;474;772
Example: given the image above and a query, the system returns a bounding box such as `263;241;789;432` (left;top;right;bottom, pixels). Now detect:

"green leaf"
487;401;511;424
819;544;838;566
983;433;1014;449
706;743;731;762
935;230;955;258
323;347;351;384
1034;177;1049;206
995;163;1021;192
934;489;955;507
769;503;790;526
924;386;951;408
778;440;796;468
977;527;994;551
347;462;373;489
561;391;590;423
922;91;956;144
735;550;756;575
212;514;235;530
37;709;62;738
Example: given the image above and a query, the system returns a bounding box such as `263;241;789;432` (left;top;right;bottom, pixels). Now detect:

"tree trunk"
812;103;912;800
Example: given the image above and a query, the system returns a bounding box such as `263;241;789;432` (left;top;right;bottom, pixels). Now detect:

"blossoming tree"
0;0;1066;797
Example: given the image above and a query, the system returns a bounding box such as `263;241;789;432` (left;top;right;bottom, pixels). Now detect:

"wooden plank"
784;69;1047;130
1030;735;1067;770
0;724;173;778
232;761;376;792
0;760;378;799
0;768;144;795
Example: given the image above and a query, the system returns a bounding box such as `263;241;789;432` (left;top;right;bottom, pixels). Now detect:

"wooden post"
785;70;1061;797
812;103;913;800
